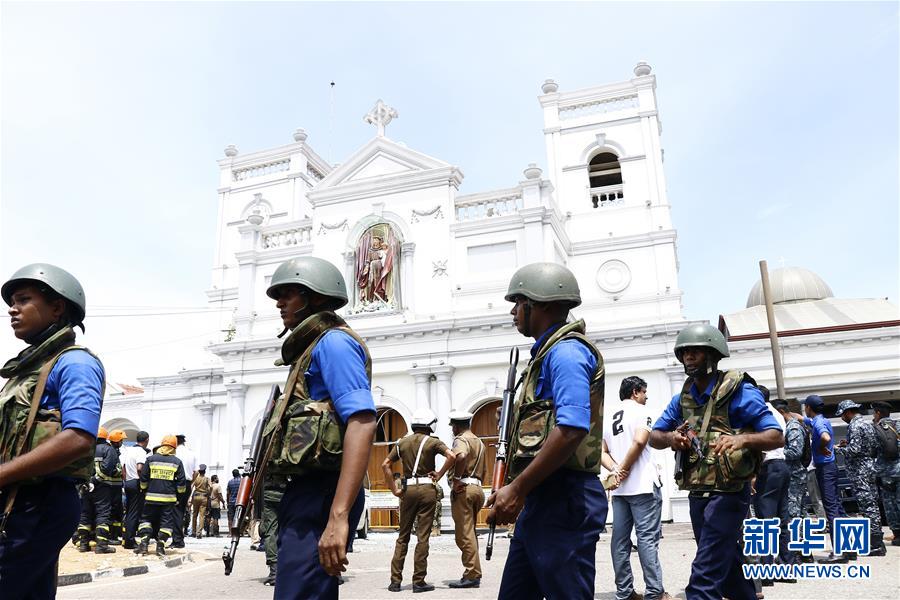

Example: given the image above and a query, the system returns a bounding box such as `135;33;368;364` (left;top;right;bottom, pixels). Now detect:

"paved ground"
58;524;900;599
58;542;189;575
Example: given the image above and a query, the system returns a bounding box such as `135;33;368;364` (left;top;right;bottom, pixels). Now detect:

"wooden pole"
759;260;786;400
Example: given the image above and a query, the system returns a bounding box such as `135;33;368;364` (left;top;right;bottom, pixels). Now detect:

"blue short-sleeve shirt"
803;414;835;464
532;324;597;432
40;349;105;437
306;329;375;424
653;376;780;433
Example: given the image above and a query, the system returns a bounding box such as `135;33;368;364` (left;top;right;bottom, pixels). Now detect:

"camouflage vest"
0;327;100;484
506;320;605;481
264;311;372;475
676;370;762;493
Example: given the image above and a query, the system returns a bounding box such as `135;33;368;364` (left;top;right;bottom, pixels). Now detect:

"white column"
225;383;248;471
343;251;356;309
195;402;215;466
432;366;455;443
400;242;415;312
413;373;430;410
235;224;261;339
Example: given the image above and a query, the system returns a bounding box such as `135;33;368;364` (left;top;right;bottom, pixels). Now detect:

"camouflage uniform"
835;414;881;531
260;475;287;572
874;416;900;534
783;418;808;521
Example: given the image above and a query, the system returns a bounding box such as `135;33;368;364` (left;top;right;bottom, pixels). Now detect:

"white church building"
99;62;900;526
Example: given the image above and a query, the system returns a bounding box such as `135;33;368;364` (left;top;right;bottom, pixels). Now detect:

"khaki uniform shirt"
389;433;449;477
193;474;211;496
452;430;486;482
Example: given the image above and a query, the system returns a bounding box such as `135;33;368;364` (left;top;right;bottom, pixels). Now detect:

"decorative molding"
364;99;398;137
596;259;632;294
432;260;448;278
411;205;444;222
317;219;349;235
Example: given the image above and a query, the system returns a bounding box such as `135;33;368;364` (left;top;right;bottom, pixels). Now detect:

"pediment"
317;137;450;189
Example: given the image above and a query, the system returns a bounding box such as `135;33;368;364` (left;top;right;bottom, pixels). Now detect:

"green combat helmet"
266;256;348;310
673;324;730;359
673;324;729;377
504;262;581;307
2;263;87;327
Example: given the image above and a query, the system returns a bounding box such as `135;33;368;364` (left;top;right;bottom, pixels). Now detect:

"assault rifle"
223;384;280;575
486;346;519;561
673;421;703;481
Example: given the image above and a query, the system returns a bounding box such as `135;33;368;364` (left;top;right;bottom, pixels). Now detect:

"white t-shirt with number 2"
603;399;660;496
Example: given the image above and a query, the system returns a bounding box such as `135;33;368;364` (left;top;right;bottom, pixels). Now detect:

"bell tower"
539;62;682;324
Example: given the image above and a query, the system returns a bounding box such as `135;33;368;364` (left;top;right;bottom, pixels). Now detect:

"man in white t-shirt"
120;430;150;549
173;434;198;547
602;376;670;600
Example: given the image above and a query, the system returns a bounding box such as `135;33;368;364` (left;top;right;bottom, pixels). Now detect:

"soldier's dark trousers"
879;476;900;532
0;479;81;600
92;483;115;545
686;486;755;600
275;472;364;600
815;462;847;543
498;470;607;600
110;484;124;541
753;459;792;563
124;479;144;545
77;485;97;541
172;489;190;545
138;502;177;548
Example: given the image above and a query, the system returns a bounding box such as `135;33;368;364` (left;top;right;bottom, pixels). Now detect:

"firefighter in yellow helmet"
135;435;187;556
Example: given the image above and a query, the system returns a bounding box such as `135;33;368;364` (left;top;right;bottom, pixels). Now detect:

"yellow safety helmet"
108;430;127;443
97;426;109;440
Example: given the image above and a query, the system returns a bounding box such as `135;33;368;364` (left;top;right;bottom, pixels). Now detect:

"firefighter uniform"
137;437;187;556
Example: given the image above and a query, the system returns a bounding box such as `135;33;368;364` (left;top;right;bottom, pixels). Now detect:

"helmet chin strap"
683;356;717;377
277;297;311;338
521;300;534;338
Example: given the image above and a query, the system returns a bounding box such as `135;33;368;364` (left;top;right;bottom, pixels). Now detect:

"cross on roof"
364;99;398;137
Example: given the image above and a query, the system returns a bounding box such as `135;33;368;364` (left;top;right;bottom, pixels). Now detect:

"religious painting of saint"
353;224;400;312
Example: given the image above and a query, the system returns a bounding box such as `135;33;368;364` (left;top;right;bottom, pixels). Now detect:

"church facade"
102;63;695;525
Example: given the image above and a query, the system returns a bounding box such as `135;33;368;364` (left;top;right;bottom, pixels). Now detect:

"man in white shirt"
121;430;150;549
753;388;793;571
602;377;670;600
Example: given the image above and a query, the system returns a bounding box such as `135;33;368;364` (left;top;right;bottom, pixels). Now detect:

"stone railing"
260;222;313;249
559;94;638;120
455;189;523;221
590;184;625;208
233;158;291;181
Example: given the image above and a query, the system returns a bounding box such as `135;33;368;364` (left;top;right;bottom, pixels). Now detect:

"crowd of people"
0;260;898;600
74;429;227;556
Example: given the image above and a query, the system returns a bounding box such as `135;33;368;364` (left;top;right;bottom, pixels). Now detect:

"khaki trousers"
451;484;485;580
390;483;437;585
190;496;208;536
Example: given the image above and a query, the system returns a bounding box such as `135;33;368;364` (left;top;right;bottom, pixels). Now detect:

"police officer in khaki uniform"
447;410;485;589
383;408;456;593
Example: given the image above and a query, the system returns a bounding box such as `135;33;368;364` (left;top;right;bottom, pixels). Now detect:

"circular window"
596;260;631;294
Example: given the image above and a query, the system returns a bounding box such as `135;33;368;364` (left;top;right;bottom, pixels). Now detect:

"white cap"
448;410;474;422
410;408;438;430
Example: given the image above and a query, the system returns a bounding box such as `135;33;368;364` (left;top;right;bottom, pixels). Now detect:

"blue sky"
1;2;898;382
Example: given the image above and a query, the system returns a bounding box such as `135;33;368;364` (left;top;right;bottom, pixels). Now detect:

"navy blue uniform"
273;330;374;600
654;378;779;600
0;349;104;599
498;325;606;600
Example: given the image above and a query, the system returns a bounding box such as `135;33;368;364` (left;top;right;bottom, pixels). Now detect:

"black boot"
134;542;149;556
263;564;277;586
869;531;887;556
94;540;116;554
891;529;900;546
156;543;166;557
77;532;91;553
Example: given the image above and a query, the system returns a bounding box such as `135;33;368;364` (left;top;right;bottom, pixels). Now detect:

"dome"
746;267;834;308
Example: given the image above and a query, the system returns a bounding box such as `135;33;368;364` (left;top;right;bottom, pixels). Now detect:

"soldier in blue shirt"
801;394;850;563
649;324;782;600
487;263;606;600
264;257;376;600
0;264;105;599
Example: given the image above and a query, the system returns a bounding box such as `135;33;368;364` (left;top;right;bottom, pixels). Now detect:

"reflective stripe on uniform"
149;462;178;480
144;493;178;503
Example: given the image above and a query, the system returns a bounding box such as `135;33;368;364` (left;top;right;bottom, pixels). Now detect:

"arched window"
588;152;624;208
